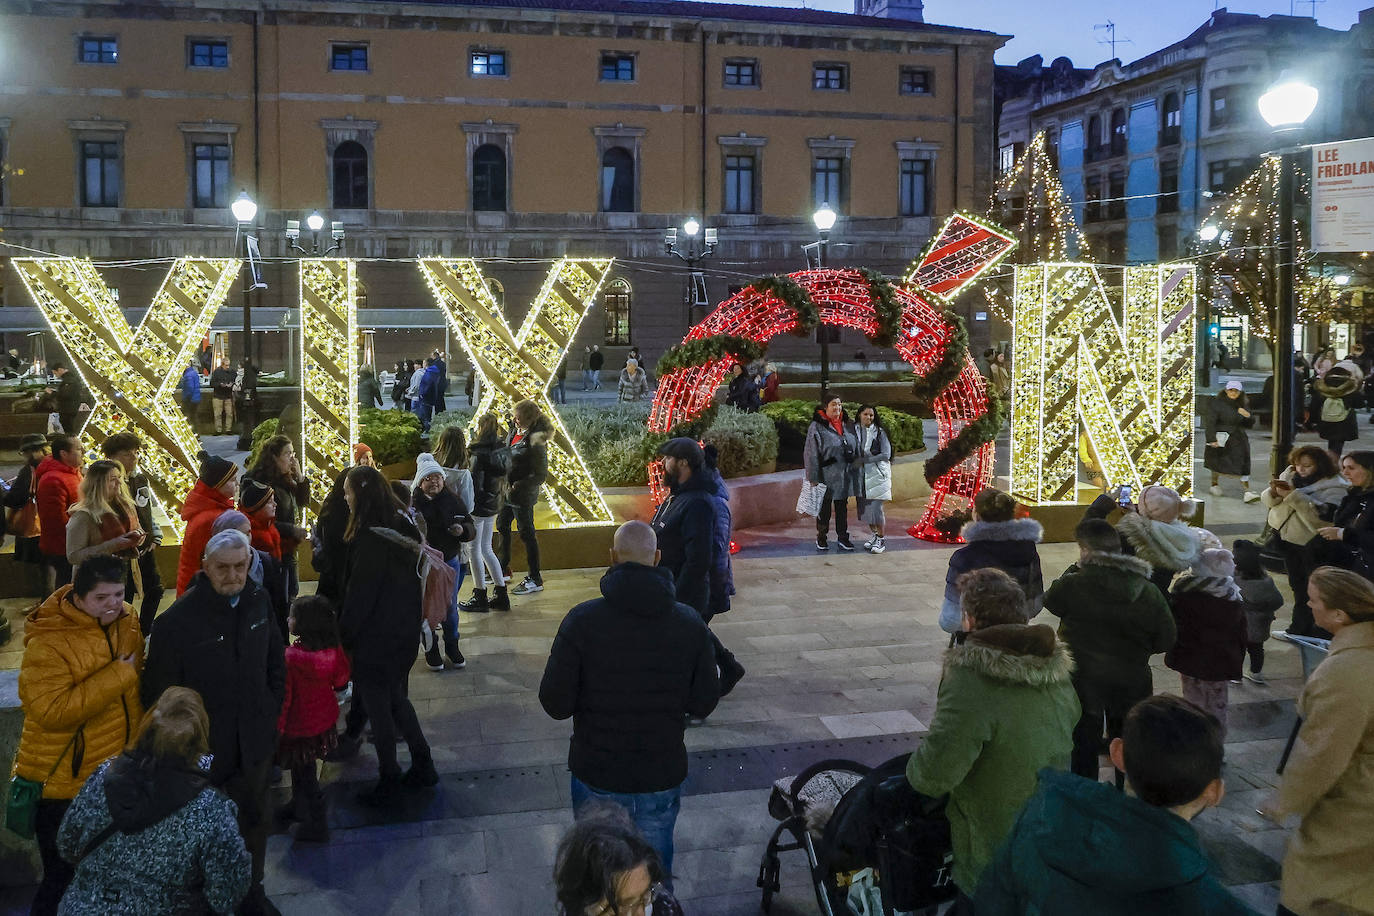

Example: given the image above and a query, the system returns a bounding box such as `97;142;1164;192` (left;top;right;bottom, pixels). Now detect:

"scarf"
250;513;282;559
1169;572;1242;601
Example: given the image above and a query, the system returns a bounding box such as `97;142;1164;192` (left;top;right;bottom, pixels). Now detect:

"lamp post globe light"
811;203;837;391
306;211;325;233
1198;223;1220;243
1260;71;1317;479
813;203;837;234
230;189;258;224
228;189;259;448
682;217;700;238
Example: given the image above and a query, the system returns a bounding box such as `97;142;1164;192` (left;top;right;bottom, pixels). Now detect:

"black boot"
489;585;511;612
357;773;405;807
293;792;330;843
459;588;489;613
403;753;440;788
274;794;302;824
444;636;466;669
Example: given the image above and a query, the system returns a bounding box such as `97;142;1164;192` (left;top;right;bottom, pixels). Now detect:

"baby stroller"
758;753;956;915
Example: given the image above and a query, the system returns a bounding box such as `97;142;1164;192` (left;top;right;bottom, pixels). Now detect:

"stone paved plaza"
0;417;1343;914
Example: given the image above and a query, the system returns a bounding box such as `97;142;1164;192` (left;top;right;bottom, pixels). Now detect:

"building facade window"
188;39;228;69
724;58;759;87
899;158;929;217
1109;108;1127;157
899;67;932;95
1085;175;1104;222
603;279;632;345
332;140;369;209
812;63;848;91
813;156;845;209
998;142;1023;175
1158;159;1179;213
1209;158;1253;192
472;144;507;211
723;153;756;214
192;143;230;208
1160;92;1181;145
600;53;635;82
470;50;506;77
1210;86;1237;128
1158;226;1179;260
1086;114;1103;162
79;36;118;64
1107;170;1126;220
80;140;120;206
330;44;369;71
601;146;635;212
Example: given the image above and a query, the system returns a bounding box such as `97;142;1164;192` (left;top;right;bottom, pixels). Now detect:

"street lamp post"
1258;72;1318;478
230;190;258;450
664;218;717;323
1197;222;1220;389
812;204;837;392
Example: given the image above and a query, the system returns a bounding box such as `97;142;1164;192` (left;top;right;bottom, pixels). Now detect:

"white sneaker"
869;537;886;554
1209;485;1223;496
1244;671;1267;685
863;537;877;551
511;577;544;595
1243;491;1261;503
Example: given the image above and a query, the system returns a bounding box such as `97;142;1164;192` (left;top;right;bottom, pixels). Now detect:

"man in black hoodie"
539;521;719;888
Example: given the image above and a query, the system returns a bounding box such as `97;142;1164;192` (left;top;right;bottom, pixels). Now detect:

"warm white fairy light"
298;259;359;522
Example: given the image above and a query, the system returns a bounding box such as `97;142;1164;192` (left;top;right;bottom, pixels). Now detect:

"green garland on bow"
923;395;1006;486
910;308;970;405
751;274;820;336
655;334;765;380
856;268;904;348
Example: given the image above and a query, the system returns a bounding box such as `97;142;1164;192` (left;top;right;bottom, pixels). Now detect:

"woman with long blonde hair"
65;458;144;570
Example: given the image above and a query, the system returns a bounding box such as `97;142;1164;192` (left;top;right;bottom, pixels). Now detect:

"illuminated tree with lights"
1196;156;1341;354
982;131;1090;321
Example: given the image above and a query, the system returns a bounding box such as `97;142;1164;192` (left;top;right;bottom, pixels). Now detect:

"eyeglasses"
589;883;661;916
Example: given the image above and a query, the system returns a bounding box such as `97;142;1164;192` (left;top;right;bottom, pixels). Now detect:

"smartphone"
1117;484;1133;507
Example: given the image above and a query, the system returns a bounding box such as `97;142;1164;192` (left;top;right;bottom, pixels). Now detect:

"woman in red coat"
174;453;240;595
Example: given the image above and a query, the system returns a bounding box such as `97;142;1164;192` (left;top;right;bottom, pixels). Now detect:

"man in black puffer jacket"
539;521;718;889
498;400;551;597
141;529;284;916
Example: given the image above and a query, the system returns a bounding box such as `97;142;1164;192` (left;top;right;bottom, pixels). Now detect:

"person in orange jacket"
175;452;240;595
15;556;143;915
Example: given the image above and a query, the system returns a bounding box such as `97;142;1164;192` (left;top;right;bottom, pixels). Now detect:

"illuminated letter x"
417;258;613;526
13;257;240;534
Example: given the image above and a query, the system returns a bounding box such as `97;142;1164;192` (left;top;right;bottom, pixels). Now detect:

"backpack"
1321;396;1350;423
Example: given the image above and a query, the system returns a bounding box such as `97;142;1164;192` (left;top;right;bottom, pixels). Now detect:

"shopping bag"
845;868;885;916
796;481;827;517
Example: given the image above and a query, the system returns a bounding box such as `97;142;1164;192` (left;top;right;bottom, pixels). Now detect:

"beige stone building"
0;0;1006;370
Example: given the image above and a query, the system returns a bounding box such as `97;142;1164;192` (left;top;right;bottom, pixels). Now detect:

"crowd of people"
929;476;1374;915
5;369;1374;915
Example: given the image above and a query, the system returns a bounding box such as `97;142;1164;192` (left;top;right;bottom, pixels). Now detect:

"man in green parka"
975;694;1256;915
906;568;1080;909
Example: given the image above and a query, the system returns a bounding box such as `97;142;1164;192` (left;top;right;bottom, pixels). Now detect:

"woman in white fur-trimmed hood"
940;489;1044;634
1115;484;1221;594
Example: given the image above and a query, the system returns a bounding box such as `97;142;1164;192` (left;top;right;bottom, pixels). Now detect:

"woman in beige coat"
1264;566;1374;915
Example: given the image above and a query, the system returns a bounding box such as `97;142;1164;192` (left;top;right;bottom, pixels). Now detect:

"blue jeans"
443;556;465;642
570;776;682;887
414;401;434;431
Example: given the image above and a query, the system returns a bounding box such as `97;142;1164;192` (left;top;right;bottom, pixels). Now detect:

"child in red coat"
239;477;282;560
277;595;350;842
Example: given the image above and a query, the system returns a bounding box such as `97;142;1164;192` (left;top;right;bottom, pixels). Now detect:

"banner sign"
1312;137;1374;253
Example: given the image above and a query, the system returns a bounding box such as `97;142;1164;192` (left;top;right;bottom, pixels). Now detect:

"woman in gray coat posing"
803;394;859;552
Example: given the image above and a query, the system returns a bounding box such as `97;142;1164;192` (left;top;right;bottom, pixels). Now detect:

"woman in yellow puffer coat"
15;555;143;916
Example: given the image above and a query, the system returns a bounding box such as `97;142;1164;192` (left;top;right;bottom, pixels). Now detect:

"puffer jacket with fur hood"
1116;512;1220;593
906;623;1079;893
940;518;1045;632
16;586;143;800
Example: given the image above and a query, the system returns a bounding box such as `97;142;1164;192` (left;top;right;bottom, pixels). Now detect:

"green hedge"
253;402;780;487
761;399;925;454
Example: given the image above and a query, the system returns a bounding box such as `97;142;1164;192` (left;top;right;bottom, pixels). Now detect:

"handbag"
6;728;83;839
796;481;827;517
5;502;39;538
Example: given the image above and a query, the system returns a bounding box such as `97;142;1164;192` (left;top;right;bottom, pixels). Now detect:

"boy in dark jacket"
1167;548;1248;739
1231;538;1283;685
975;695;1255;916
1044;518;1176;782
538;521;719;888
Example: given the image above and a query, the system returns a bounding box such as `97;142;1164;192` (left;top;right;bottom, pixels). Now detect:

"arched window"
603;278;631;345
332;141;368;209
601;146;635;212
472;144;507;211
1109;108;1127;156
1086;114;1102;161
1160;93;1181;144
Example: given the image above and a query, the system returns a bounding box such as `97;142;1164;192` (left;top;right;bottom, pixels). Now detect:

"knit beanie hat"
1196;547;1236;580
1231;539;1265;577
414;452;445;485
353;442;373;464
197;450;238;490
239;478;273;513
1138;484;1197;523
